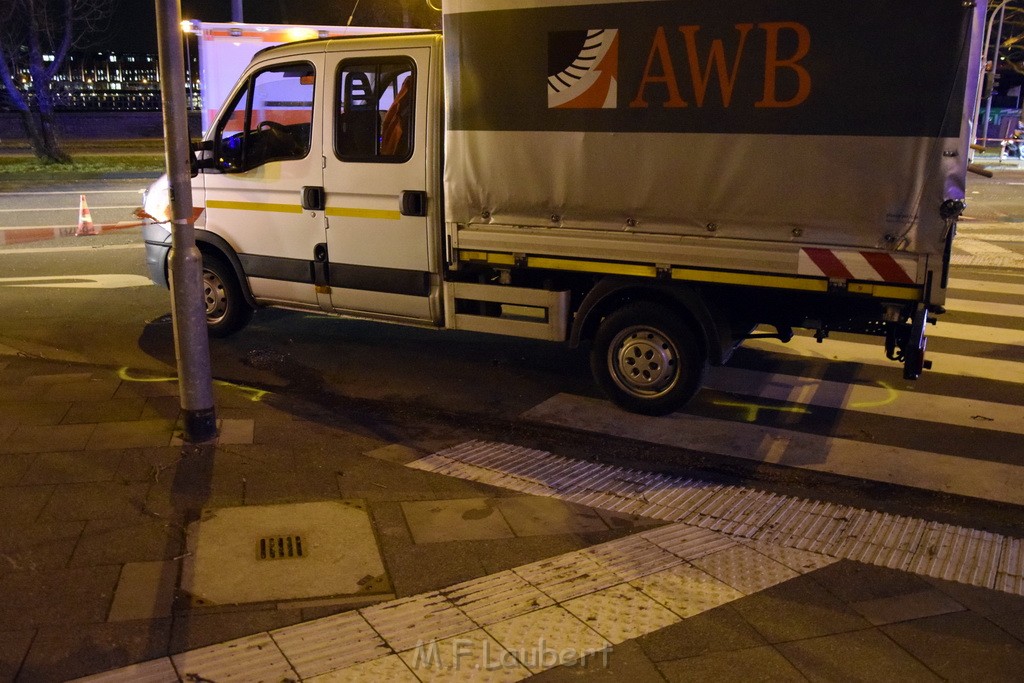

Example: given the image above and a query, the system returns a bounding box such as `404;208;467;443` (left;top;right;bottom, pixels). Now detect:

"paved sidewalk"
0;352;1022;682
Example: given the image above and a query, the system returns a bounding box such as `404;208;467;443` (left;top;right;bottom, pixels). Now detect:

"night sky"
94;1;429;54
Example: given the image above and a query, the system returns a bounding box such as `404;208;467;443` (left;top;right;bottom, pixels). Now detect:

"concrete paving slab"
850;588;966;626
881;611;1024;680
495;496;609;537
17;620;173;682
88;419;175;449
171;632;297;683
0;450;33;485
0;399;72;426
0;484;57;524
269;610;390;679
0;519;84;571
364;443;425;465
562;583;681;644
655;645;806;682
528;640;665;683
402;498;515;544
21;449;124;484
40;481;151;521
397;627;532;680
181;500;390;606
0;565;121;629
636;604;768;661
729;574;872;643
168;608;304;654
0;422;95;453
629;563;744;618
0;629;34;682
107;560;178;622
484;605;610;674
74;657;179;683
62;397;147;424
777;628;943;682
41;376;121;402
71;517;183;566
307;654;418;682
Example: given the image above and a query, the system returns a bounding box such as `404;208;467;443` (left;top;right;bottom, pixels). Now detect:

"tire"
590;302;707;416
202;253;253;337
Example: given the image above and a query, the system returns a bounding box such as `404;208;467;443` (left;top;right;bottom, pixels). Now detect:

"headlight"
140;175;171;224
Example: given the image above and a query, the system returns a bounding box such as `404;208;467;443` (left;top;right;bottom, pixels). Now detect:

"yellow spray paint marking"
713;399;810;423
849;381;900;409
117;367;271;402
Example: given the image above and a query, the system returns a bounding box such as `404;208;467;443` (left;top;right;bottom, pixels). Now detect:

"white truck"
143;0;985;415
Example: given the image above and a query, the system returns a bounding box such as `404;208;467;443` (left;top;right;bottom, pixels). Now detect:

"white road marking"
742;336;1024;384
928;320;1024;346
0;189;145;197
704;366;1024;435
0;274;153;289
0;204;139;213
0;244;143;255
944;298;1024;318
523;394;1024;506
949;278;1024;296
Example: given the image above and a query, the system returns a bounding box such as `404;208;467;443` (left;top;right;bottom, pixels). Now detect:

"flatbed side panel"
442;0;984;288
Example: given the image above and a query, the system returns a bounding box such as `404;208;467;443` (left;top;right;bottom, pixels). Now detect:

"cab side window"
336;59;415;163
214;63;315;172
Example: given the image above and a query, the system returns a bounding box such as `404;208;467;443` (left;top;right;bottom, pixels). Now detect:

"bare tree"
0;0;112;163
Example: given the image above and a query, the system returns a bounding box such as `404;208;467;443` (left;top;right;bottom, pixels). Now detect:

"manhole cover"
182;501;390;605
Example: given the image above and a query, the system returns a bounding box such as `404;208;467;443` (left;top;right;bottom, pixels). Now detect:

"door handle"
302;186;325;211
399;190;427;217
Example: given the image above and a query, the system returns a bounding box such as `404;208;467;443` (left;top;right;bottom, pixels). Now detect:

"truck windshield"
215;62;316;172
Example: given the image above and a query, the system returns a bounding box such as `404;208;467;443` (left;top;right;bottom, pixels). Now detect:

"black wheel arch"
570;278;730;366
194;232;258;309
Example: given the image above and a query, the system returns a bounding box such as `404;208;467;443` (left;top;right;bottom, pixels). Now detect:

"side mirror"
191;139;216;175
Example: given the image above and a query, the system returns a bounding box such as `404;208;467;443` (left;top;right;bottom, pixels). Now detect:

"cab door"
321;43;438;322
201;55;326;307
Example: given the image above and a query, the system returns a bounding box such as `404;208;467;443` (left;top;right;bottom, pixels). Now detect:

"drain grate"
258;535;305;560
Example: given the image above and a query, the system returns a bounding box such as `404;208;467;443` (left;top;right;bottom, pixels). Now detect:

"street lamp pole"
155;0;218;444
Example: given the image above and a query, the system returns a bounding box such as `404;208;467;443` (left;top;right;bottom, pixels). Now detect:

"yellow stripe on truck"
459;251;922;300
206;200;303;214
325;207;402;221
205;200;402;222
528;256;658;278
671;267;828;292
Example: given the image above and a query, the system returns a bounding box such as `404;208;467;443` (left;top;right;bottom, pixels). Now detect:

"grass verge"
0;154;165;176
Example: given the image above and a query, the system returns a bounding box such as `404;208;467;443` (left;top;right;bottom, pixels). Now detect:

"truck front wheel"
590;302;706;416
202;253;253;337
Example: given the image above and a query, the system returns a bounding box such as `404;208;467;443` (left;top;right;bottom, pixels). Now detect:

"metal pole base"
182;408;218;444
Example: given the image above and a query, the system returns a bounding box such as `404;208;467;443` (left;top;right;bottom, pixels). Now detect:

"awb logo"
548;23;812;111
547;29;620;109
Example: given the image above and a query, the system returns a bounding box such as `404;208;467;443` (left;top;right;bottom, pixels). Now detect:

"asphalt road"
1;174;1023;536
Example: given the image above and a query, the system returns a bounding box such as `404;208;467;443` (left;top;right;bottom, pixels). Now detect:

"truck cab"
144;33;446;334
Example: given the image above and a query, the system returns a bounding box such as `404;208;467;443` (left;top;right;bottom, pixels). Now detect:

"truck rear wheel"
202;253;253;337
590;302;706;415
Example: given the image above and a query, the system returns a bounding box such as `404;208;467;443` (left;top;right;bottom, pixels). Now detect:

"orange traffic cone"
76;194;97;236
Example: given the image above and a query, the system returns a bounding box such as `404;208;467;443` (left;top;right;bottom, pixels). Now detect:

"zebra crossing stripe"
522;393;1024;506
743;335;1024;384
703;366;1024;435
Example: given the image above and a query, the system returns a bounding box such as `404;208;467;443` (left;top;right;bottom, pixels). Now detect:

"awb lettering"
629;22;812;109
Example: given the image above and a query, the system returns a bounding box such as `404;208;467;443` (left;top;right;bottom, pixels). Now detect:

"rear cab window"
335;58;416;163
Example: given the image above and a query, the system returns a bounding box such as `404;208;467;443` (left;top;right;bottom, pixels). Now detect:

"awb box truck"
142;0;985;415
